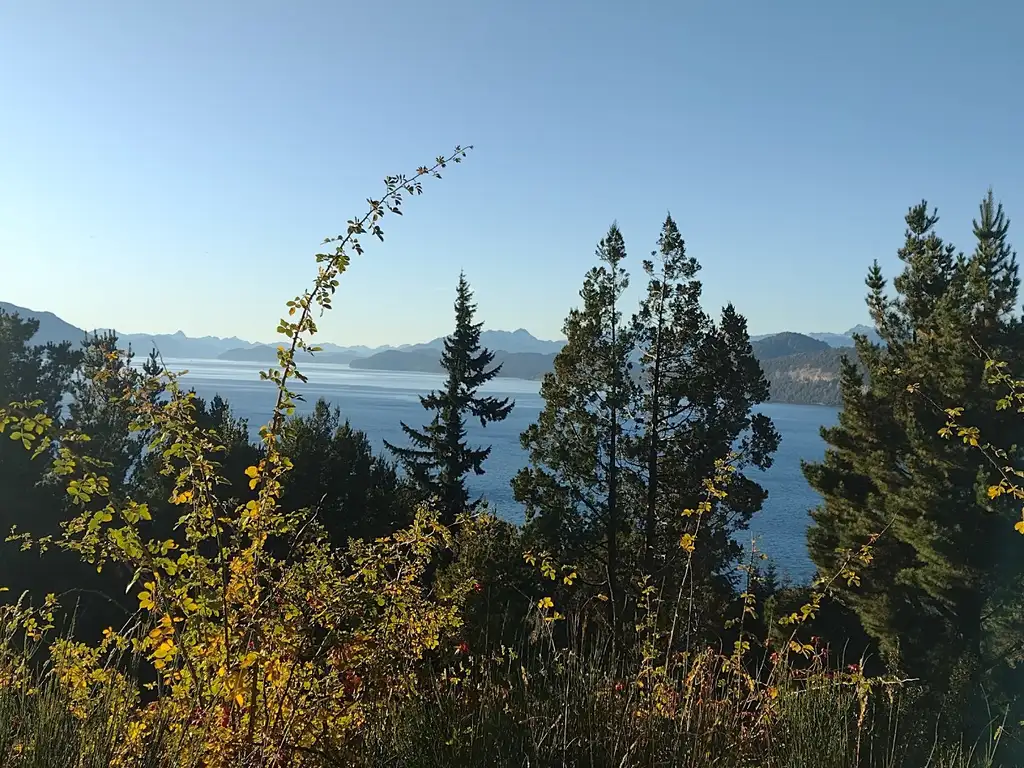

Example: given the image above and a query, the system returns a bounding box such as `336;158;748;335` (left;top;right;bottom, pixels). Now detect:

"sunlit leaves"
0;147;478;763
138;582;156;612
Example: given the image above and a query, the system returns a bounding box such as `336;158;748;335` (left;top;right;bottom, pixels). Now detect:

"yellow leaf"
1014;520;1024;535
241;651;259;668
538;596;554;610
153;640;173;659
244;465;259;479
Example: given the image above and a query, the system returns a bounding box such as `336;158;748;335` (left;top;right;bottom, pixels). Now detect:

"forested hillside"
748;333;861;406
755;347;852;405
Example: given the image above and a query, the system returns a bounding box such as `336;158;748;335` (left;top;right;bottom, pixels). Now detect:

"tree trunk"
608;404;621;655
644;362;660;577
607;308;623;656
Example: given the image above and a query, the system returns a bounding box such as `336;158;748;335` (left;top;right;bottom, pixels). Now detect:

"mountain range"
0;302;260;359
1;300;868;405
751;324;882;347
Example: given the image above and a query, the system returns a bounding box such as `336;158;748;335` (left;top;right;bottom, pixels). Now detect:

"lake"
153;358;838;584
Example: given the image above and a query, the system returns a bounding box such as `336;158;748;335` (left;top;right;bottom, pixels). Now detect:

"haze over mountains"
1;301;872;406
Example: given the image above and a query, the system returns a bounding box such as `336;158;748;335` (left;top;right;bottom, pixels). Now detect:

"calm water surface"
155;359;838;583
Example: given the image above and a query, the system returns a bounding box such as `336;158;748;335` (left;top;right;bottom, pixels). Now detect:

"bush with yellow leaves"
0;148;480;767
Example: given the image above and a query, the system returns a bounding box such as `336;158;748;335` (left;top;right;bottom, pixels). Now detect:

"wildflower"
456;641;470;655
769;651;780;665
614;681;624;693
847;663;860;674
473;582;483;593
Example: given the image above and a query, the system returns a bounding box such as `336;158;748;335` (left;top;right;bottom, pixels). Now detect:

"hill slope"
750;332;830;359
746;333;852;406
755;347;853;406
807;324;883;348
400;329;565;355
0;302;89;346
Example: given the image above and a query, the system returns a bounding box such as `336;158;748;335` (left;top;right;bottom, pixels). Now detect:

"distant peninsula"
350;349;556;381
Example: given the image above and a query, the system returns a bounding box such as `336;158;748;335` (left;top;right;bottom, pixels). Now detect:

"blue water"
154;359;837;583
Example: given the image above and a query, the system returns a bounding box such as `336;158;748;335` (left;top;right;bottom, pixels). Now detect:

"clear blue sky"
1;1;1022;347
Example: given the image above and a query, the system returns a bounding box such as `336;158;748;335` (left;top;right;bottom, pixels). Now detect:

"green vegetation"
1;152;1022;766
385;272;513;524
804;194;1024;726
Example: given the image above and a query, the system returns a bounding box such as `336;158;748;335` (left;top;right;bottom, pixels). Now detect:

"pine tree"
632;214;703;576
513;223;637;646
631;215;778;622
386;273;513;524
0;311;125;639
803;194;1024;708
67;331;162;497
0;309;81;557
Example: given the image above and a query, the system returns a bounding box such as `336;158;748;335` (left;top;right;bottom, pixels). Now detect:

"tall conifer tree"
803;194;1024;707
67;331;162;498
513;223;637;646
386;273;513;524
516;218;778;648
631;215;778;605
